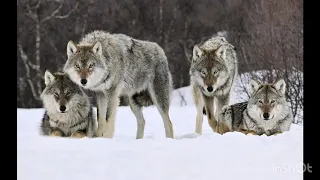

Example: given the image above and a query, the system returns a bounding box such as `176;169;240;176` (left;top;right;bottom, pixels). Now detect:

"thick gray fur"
190;34;238;134
64;30;174;139
40;71;96;137
218;79;293;136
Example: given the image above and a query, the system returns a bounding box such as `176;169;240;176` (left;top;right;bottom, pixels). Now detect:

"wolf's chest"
246;119;279;135
48;113;85;134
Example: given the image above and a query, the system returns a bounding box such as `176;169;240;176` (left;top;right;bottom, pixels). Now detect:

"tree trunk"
35;22;42;96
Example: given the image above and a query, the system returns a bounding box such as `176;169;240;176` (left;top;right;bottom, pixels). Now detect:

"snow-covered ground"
18;107;303;180
18;71;303;180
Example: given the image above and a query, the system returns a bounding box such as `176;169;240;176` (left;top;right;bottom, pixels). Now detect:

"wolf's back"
220;101;248;130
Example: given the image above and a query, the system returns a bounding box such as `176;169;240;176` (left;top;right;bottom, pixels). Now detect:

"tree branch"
29;0;42;10
25;4;39;22
40;0;79;23
40;0;64;23
17;41;41;101
54;2;79;19
178;90;187;106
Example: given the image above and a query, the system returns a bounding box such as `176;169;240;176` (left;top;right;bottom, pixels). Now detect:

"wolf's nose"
80;79;87;85
263;113;270;119
60;105;66;112
207;86;213;92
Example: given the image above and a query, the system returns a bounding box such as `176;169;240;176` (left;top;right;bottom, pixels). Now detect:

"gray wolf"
217;79;293;136
40;70;96;138
190;35;238;134
64;30;174;139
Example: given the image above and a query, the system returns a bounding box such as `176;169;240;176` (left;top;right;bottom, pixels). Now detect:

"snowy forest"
17;0;303;122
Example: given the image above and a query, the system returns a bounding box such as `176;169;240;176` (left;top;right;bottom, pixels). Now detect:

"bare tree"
234;0;303;123
17;0;303;110
17;0;78;104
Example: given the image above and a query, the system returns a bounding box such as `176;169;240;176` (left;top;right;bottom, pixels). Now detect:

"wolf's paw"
70;131;86;138
50;130;62;137
238;129;259;136
272;132;282;136
246;131;259;136
95;123;109;138
195;129;202;135
216;122;230;135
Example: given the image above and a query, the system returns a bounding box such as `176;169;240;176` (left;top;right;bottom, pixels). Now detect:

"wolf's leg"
128;98;146;139
217;105;232;134
70;131;86;138
203;95;217;132
86;111;97;138
95;88;120;138
193;86;204;135
215;95;230;121
95;91;108;137
148;74;174;139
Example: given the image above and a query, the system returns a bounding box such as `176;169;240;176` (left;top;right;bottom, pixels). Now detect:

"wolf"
64;30;174;139
190;35;238;134
40;70;96;138
217;79;293;136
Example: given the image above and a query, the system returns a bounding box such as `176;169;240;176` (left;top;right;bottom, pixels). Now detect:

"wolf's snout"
207;86;213;92
80;78;87;85
60;105;66;112
263;113;270;120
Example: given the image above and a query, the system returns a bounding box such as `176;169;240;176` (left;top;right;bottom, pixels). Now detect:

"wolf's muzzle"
60;105;66;113
81;78;87;85
263;113;270;120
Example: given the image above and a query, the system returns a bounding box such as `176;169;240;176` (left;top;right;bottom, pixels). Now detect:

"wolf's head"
64;40;109;89
247;79;288;121
40;70;86;114
190;45;229;93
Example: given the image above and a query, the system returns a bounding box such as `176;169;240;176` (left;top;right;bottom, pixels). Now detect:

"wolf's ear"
248;79;260;96
192;45;203;62
67;40;77;57
44;70;55;86
92;41;102;56
215;45;227;60
274;79;286;95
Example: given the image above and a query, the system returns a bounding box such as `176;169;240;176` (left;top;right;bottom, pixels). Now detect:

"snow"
18;70;303;180
18;107;303;180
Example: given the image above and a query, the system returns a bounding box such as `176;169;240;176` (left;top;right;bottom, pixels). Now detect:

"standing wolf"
217;79;293;136
64;30;174;139
40;71;96;138
190;35;238;134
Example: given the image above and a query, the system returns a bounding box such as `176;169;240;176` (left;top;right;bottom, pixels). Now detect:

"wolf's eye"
200;70;206;76
89;63;95;69
53;92;59;97
258;100;263;104
66;91;71;97
271;100;275;104
75;64;80;70
213;70;219;75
